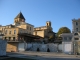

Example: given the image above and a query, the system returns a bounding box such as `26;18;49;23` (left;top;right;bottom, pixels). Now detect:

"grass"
2;57;36;60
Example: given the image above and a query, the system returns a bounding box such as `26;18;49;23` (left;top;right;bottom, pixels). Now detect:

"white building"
60;33;73;54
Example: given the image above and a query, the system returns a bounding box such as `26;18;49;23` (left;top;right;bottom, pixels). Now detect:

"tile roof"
15;12;25;20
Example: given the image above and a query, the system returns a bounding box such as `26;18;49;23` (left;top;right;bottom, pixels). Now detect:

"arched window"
9;37;11;40
74;33;78;35
47;23;48;26
13;37;15;40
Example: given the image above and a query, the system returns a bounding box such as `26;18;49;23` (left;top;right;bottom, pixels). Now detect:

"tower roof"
15;12;25;20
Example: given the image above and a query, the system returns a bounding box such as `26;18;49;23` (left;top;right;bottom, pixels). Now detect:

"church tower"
46;21;51;27
14;12;25;25
46;21;53;31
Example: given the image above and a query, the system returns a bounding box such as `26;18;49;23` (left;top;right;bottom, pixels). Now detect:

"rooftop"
15;12;25;20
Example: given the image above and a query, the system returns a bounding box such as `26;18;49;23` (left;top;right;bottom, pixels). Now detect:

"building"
0;12;35;52
0;12;34;34
13;12;34;34
72;18;80;33
60;33;73;54
0;12;54;52
72;18;80;55
33;21;54;38
3;27;26;41
0;12;34;40
72;32;80;55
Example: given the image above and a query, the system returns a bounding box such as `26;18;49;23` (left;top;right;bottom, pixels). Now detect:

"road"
7;51;80;60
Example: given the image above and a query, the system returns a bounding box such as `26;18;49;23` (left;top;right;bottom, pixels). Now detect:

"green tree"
57;27;71;36
48;35;55;42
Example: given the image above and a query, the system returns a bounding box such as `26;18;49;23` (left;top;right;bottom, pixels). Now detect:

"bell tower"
14;12;25;25
46;21;51;27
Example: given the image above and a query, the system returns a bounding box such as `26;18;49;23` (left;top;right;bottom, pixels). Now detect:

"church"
33;21;54;38
0;12;54;40
0;12;54;52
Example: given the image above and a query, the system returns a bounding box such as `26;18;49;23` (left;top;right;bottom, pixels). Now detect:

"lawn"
2;57;36;60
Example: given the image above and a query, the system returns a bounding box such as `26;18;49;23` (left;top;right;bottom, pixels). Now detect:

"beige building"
3;27;26;41
33;21;54;38
13;12;34;34
72;18;80;33
0;12;34;52
0;12;34;40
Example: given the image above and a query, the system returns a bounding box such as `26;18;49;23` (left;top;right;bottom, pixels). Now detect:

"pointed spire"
20;10;21;14
15;12;25;20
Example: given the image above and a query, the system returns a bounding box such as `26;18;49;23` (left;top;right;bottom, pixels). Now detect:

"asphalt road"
7;51;80;60
38;58;80;60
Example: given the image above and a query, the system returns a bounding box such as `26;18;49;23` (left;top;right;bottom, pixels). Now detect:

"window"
5;30;7;34
64;37;67;40
14;30;16;34
74;38;79;40
9;31;11;34
9;37;11;40
13;37;15;40
47;23;48;26
30;27;31;30
69;37;72;40
76;22;78;25
74;33;78;35
76;28;78;31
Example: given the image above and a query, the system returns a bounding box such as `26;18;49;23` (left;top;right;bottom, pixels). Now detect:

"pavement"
5;51;80;60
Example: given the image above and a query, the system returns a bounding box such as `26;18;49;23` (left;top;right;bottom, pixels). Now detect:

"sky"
0;0;80;33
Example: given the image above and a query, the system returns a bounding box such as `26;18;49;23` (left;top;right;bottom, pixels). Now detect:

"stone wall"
6;42;18;52
26;43;62;52
0;40;7;56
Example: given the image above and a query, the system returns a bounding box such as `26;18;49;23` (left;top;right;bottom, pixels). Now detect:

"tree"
48;35;55;42
57;27;71;36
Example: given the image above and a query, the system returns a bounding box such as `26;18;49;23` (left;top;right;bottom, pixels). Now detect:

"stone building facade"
33;21;54;38
0;12;54;52
72;18;80;33
72;32;80;54
72;18;80;54
0;12;34;40
0;12;34;52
